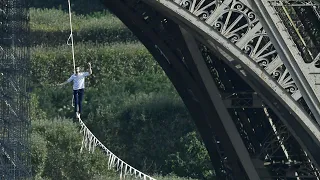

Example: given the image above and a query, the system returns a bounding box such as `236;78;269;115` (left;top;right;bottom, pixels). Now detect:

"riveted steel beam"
179;27;261;180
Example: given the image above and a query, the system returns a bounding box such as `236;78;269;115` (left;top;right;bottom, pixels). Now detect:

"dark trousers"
73;89;84;113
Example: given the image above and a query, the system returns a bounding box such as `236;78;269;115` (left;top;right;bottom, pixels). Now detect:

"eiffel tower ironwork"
101;0;320;179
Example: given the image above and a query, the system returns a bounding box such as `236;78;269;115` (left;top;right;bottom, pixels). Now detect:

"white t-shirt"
67;72;90;90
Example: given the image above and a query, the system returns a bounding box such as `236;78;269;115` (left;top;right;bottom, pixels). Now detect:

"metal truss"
222;92;263;108
181;27;261;179
268;0;320;6
102;1;236;179
200;43;316;178
259;109;320;179
248;0;320;122
272;2;319;62
200;40;320;178
103;0;320;178
0;0;31;179
144;0;320;169
272;0;320;21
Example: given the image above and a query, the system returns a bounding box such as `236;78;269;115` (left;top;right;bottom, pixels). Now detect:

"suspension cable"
67;0;76;106
67;0;76;74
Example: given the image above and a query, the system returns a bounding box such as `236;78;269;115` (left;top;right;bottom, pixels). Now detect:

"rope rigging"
67;0;76;107
66;1;155;179
67;0;76;74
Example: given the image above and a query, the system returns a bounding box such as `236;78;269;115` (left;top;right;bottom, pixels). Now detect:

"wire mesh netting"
0;0;31;178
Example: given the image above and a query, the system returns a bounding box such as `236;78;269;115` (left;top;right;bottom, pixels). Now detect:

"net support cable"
78;116;156;180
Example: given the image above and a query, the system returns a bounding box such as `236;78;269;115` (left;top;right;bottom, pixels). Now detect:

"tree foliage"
31;118;117;179
29;5;216;180
30;0;105;14
29;8;136;46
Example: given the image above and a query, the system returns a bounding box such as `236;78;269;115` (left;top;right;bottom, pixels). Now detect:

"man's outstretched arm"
57;76;73;86
57;81;68;86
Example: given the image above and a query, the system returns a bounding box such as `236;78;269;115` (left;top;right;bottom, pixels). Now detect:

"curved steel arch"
101;0;320;178
100;0;239;179
142;0;320;168
101;0;255;178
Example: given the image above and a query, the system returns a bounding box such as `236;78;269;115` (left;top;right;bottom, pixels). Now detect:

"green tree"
31;119;116;179
90;92;215;179
166;132;215;179
29;5;215;180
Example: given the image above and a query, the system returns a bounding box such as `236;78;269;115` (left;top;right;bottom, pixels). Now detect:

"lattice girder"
100;0;320;178
170;0;302;100
205;43;319;178
248;0;320;123
142;0;320;168
196;29;320;178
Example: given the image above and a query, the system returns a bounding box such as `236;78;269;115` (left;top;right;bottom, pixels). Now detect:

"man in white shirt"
58;62;92;118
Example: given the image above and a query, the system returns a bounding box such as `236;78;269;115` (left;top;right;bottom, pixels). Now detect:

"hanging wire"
67;0;76;74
